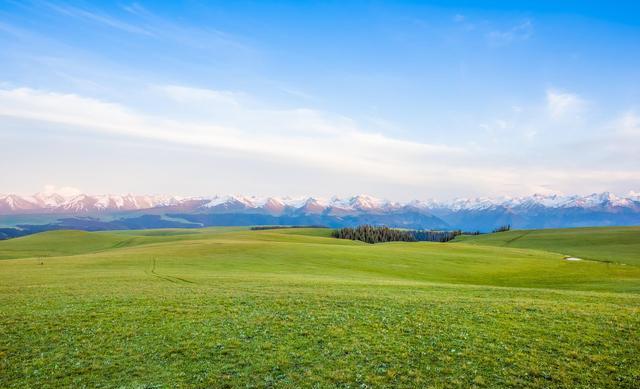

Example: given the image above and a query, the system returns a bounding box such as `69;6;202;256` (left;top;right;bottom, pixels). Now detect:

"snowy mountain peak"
350;194;385;210
0;191;638;216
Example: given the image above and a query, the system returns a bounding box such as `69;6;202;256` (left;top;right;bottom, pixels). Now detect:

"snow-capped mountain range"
1;191;639;238
0;193;183;214
1;191;639;216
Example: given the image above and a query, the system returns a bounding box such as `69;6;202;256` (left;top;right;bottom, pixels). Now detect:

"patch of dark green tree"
492;225;511;233
331;225;468;244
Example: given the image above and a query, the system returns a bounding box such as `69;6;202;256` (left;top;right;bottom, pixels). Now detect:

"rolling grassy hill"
1;227;639;387
454;226;640;266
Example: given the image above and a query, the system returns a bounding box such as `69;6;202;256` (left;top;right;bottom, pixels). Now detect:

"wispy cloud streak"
486;19;533;46
0;87;466;186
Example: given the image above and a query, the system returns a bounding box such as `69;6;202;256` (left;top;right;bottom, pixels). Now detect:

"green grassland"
454;226;640;265
1;227;639;387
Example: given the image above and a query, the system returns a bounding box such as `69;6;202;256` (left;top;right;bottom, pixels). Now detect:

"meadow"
455;226;640;266
1;227;639;387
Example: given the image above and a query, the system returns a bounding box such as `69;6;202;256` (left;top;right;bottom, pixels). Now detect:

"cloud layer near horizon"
0;85;638;199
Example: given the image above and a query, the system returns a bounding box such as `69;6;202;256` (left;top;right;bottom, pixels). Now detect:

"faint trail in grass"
503;231;531;246
148;258;177;283
149;258;194;284
111;238;137;249
169;275;195;284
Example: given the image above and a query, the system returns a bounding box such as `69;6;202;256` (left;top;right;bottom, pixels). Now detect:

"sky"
1;1;639;201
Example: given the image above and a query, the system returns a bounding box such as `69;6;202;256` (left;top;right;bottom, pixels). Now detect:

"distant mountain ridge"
1;191;639;236
2;191;639;215
0;193;184;214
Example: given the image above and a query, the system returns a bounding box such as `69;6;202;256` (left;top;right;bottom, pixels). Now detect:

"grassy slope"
1;227;639;387
454;226;640;266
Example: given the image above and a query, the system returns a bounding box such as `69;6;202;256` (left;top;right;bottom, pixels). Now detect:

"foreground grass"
1;227;639;387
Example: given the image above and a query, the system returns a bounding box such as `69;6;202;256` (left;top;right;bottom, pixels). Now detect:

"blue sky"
1;1;639;200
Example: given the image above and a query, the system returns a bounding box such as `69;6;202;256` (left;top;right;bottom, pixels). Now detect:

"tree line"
331;225;465;244
492;225;511;233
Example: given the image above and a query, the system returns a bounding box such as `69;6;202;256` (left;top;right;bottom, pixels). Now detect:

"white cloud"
486;19;533;46
42;185;82;197
546;89;586;119
47;3;251;53
599;111;640;159
616;111;639;135
0;87;465;186
45;3;154;36
158;85;244;106
2;86;637;198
